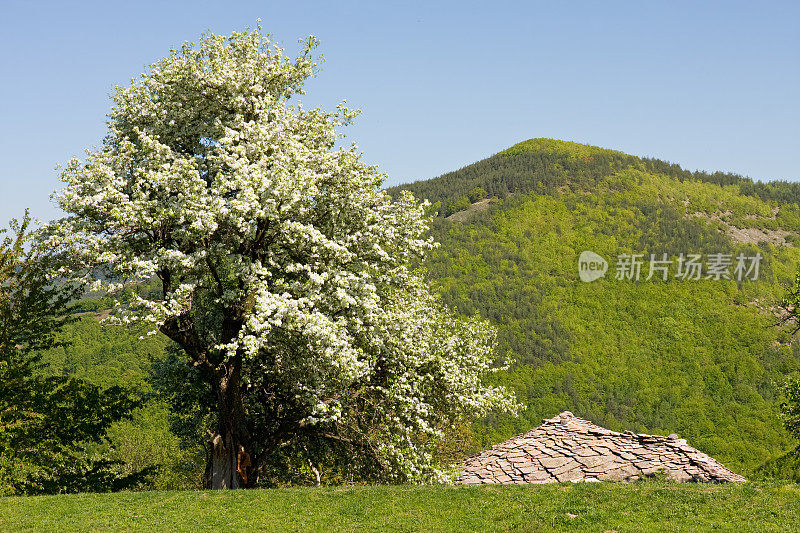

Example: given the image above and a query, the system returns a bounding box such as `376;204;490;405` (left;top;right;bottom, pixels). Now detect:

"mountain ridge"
390;138;800;218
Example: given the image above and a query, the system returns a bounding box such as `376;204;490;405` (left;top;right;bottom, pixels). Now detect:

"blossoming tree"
47;28;515;488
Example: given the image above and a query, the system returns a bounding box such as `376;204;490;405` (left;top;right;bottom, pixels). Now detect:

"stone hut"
460;411;746;484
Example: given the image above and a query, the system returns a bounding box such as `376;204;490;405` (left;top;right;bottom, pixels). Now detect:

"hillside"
391;139;800;476
24;139;800;489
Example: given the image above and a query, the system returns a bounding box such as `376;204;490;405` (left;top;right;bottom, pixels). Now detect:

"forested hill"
392;138;800;216
390;138;800;477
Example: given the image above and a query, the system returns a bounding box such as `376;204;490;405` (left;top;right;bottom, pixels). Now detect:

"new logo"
578;251;608;282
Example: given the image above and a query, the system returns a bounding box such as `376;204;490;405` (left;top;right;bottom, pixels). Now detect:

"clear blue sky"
1;0;798;225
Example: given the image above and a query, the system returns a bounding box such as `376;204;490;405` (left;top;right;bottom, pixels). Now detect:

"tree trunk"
207;357;249;489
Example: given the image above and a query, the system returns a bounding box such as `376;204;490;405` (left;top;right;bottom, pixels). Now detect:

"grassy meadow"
2;482;799;532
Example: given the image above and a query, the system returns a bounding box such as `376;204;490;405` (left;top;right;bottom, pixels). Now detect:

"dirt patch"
726;226;789;246
687;210;790;245
447;198;496;222
687;210;732;222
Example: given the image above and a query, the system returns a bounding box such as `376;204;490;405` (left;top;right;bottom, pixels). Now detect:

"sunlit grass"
2;481;798;532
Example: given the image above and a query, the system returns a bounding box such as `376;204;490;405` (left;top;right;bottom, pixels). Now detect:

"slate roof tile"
460;411;746;484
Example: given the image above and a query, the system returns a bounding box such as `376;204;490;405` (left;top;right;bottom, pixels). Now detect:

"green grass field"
1;482;798;532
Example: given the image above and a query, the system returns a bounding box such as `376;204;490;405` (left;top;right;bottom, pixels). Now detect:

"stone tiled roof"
460;411;746;484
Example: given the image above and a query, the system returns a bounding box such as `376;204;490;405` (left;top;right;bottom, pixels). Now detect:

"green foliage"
447;196;471;215
468;187;487;203
37;317;168;389
35;321;205;491
756;446;800;483
0;213;147;495
425;200;442;217
779;377;800;440
779;273;800;336
0;211;82;355
146;346;213;482
71;295;116;314
106;402;205;491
